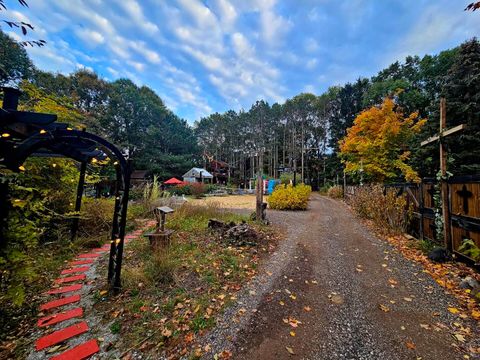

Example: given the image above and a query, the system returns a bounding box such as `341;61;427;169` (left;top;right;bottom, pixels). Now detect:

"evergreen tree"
443;38;480;175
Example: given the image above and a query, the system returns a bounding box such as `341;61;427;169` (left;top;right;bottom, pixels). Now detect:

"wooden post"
256;152;264;221
419;182;424;241
420;98;466;250
439;98;452;251
71;160;87;241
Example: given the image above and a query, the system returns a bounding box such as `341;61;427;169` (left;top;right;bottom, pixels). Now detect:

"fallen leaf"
162;328;172;338
290;331;296;337
406;341;416;350
448;307;460;314
454;334;466;343
285;346;295;355
279;301;285;306
303;306;312;312
379;304;390;312
471;309;480;320
403;297;413;302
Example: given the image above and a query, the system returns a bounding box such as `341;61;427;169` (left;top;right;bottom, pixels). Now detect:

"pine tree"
443;38;480;175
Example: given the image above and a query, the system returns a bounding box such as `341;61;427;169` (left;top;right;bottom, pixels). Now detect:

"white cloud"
107;67;120;77
385;3;480;67
306;58;318;69
210;0;237;29
75;28;105;46
257;0;292;46
305;38;319;53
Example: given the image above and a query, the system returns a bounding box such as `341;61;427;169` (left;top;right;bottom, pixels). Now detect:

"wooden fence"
345;175;480;264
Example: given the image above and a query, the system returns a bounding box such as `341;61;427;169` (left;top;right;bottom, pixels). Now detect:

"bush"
327;185;344;199
78;198;114;237
346;184;412;234
268;184;312;210
168;183;192;196
190;182;206;198
279;172;294;185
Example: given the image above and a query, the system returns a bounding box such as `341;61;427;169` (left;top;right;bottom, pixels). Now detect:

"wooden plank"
420;135;439;147
70;260;93;266
61;266;90;275
442;123;466;137
37;307;83;327
54;274;86;284
46;284;83;295
50;339;100;360
35;321;89;350
40;295;81;311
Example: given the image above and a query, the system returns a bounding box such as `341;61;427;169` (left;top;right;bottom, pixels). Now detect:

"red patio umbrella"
164;177;183;185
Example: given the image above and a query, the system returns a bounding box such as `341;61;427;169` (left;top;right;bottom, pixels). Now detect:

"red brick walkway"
32;221;155;360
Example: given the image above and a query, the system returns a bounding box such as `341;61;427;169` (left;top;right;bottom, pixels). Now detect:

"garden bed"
92;203;280;359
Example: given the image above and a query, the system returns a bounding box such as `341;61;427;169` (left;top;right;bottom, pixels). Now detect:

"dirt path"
204;194;479;359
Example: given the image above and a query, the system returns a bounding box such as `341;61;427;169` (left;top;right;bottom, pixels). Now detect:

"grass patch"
98;201;278;359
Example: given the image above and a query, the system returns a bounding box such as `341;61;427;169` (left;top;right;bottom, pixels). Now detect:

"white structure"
182;167;213;183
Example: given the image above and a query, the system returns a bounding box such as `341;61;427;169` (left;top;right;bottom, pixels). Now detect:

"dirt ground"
201;193;480;360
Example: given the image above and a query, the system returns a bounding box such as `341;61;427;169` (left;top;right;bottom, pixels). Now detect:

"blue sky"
4;0;479;123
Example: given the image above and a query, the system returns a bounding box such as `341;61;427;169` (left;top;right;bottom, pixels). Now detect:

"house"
182;167;213;183
209;159;230;184
130;170;148;184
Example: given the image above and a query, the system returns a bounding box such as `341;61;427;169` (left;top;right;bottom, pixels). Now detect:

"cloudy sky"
3;0;479;122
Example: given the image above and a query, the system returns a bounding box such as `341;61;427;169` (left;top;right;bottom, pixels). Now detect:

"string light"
115;238;121;244
52;163;57;168
39;129;47;134
113;161;119;165
18;165;25;171
66;127;73;131
91;158;98;164
1;133;10;138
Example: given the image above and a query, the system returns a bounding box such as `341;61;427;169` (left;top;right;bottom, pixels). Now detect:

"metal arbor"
0;87;130;291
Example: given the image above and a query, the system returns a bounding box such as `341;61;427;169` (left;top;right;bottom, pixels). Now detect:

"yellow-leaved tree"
339;97;426;183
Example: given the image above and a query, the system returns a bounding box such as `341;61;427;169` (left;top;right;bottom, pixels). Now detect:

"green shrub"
327;185;344;199
268;184;312;210
168;183;192;196
458;239;480;262
279;172;294;185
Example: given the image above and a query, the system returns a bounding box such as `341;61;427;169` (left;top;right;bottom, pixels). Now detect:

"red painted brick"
78;253;100;259
54;274;86;284
37;307;83;327
35;321;88;350
61;266;90;275
40;295;81;311
92;248;106;252
70;259;93;266
46;284;83;295
50;339;100;360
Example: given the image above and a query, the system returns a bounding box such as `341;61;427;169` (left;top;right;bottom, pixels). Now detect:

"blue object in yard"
267;179;277;195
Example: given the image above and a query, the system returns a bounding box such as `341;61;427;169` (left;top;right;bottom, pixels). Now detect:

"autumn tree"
339;97;426;183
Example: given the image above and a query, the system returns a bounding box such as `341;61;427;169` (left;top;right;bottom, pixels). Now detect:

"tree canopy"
339;97;426;183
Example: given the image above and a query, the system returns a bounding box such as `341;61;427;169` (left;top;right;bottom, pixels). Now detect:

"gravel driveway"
202;194;479;360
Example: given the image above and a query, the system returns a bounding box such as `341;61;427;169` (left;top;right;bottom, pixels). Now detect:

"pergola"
0;87;131;291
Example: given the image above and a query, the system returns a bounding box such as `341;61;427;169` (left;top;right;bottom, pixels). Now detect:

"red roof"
164;177;183;185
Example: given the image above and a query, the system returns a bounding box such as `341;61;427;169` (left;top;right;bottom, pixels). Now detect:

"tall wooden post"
256;152;264;221
439;98;452;251
420;99;465;251
71;160;87;241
